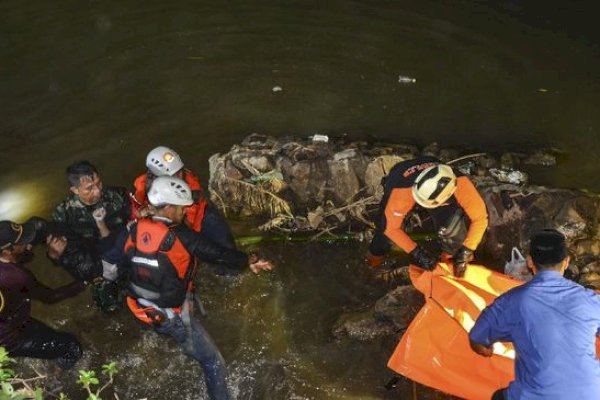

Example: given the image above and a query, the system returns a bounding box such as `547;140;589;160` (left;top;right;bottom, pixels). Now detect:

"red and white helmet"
146;146;184;176
412;164;457;208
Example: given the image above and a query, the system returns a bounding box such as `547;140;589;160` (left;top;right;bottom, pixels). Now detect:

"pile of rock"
209;134;600;289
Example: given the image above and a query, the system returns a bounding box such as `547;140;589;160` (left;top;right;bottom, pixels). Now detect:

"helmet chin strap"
152;215;174;224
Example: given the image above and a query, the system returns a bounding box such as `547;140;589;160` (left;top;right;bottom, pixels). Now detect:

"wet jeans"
9;319;82;369
154;315;230;400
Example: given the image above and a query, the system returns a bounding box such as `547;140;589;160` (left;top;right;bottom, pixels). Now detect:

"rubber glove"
452;246;474;277
410;245;438;270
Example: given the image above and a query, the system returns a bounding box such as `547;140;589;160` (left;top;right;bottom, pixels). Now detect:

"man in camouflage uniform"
51;160;131;311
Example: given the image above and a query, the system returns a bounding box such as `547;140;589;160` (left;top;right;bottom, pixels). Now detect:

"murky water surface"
1;1;598;398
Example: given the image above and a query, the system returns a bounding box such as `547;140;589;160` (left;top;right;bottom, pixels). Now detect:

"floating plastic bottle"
311;134;329;143
398;75;416;84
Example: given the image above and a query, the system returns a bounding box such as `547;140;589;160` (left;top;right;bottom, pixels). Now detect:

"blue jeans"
154;315;230;400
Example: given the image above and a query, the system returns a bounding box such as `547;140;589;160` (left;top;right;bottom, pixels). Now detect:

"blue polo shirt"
469;270;600;400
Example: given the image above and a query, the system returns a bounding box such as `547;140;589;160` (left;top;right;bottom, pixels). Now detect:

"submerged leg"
9;319;82;369
155;316;230;400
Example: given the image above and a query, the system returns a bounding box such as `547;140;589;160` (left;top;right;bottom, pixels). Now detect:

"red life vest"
124;219;194;309
132;169;208;232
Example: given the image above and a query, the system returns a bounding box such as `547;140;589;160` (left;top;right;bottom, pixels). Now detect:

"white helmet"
146;146;184;176
412;164;457;208
147;176;193;207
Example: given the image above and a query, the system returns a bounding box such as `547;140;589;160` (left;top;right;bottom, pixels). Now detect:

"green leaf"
77;370;99;387
0;348;15;368
87;394;101;400
59;393;70;400
101;362;118;376
34;387;43;400
0;382;13;395
0;368;14;382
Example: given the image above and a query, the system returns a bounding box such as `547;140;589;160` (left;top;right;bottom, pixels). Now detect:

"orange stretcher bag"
387;263;600;400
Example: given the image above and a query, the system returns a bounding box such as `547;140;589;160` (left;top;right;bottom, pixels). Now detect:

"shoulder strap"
159;231;176;251
129;221;138;243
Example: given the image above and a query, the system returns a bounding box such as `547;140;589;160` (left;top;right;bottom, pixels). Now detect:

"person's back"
505;273;600;398
121;176;273;400
470;229;600;400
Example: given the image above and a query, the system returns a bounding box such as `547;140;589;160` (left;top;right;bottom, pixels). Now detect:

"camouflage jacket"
52;186;131;241
51;186;131;281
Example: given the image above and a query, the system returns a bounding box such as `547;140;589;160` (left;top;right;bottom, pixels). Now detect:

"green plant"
0;347;43;400
76;362;118;400
0;347;118;400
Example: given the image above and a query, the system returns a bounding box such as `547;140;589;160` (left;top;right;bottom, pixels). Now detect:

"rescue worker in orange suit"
131;146;236;251
119;176;273;400
367;157;488;277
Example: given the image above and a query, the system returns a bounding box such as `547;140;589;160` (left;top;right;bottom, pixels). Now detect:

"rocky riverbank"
209;133;600;341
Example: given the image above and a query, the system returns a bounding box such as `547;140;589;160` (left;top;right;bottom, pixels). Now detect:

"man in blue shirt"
469;229;600;400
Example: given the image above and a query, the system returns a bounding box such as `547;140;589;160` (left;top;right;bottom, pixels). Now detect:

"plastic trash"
311;134;329;143
398;75;416;84
272;86;283;92
489;168;528;185
504;247;532;281
456;161;476;176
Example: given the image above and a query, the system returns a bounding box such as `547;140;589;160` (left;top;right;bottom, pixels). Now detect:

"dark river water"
0;1;598;398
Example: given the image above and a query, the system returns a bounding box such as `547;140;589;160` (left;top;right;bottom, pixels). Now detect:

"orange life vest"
125;297;181;325
132;169;208;232
124;219;195;311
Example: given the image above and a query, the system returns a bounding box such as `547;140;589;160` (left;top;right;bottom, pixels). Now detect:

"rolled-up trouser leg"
9;319;82;369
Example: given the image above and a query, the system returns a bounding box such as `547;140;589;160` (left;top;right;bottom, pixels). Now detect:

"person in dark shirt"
120;176;273;400
0;220;85;369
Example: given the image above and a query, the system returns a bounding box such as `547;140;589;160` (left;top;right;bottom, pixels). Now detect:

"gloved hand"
410;245;438;270
452;246;474;278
